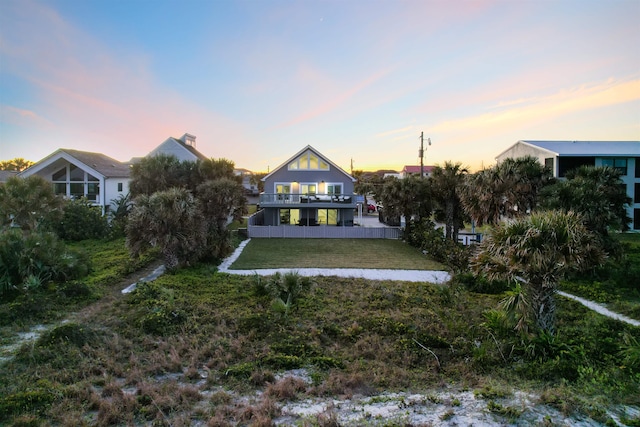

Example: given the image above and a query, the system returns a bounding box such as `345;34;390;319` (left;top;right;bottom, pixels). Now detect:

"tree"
472;210;605;335
540;165;631;251
379;175;432;236
126;188;207;270
129;154;186;197
0;158;34;172
431;162;468;241
460;156;553;226
0;175;62;231
196;178;247;259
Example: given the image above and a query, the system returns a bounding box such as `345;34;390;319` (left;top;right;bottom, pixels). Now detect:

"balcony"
259;193;357;208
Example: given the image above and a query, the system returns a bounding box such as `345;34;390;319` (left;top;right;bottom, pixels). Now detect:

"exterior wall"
260;207;354;226
104;178;130;207
264;167;355;195
496;142;556;174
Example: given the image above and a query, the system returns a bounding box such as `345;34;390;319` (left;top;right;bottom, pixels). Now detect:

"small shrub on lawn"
50;197;109;241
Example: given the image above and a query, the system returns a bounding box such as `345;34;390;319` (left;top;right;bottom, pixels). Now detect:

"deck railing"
259;193;356;206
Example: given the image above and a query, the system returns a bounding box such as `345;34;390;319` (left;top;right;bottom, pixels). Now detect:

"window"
87;183;99;201
326;184;342;195
300;184;316;195
69;164;84;181
288;150;330;170
53;183;66;195
635;183;640;204
279;209;300;225
636;158;640;178
317;209;338;225
52;167;67;181
70;183;84;199
635;209;640;230
118;182;123;192
602;158;628;175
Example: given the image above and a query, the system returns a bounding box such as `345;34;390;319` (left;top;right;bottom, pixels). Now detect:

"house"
401;165;434;178
19;149;131;213
0;170;19;183
496;140;640;230
257;145;357;227
235;168;258;195
144;133;208;162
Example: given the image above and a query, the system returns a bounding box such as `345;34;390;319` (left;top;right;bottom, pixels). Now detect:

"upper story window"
326;183;342;195
601;158;628;175
288;150;330;170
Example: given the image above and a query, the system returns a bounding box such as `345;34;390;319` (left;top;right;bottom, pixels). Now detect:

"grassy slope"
230;238;447;270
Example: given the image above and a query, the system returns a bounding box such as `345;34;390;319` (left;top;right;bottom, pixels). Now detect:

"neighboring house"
401;165;434;178
19;149;131;213
496;140;640;230
0;170;19;183
145;133;208;162
258;145;357;226
235;168;258;195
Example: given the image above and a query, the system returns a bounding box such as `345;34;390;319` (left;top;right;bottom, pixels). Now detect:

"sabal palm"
472;210;605;335
126;187;207;270
129;154;185;197
431;162;467;241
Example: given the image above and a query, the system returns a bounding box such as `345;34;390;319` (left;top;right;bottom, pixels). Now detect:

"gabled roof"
168;137;208;161
20;148;131;179
262;145;356;182
505;140;640;157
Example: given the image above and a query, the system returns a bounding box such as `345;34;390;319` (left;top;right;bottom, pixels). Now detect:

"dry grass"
229;238;447;270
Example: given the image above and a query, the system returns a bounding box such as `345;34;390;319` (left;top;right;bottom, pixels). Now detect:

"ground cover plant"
229;238;447;270
0;238;638;425
558;233;640;321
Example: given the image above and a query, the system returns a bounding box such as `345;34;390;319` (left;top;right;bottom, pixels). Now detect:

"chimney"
181;133;196;147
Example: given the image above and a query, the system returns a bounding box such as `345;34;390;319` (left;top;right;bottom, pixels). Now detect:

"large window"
317;209;338;225
51;164;100;201
635;183;640;204
288;150;330;170
602;158;628;175
279;209;300;225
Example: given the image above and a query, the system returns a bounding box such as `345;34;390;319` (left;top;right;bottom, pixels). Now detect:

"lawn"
229;238;447;270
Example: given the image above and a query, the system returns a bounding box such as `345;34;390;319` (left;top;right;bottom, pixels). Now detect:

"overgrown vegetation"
0;240;638;424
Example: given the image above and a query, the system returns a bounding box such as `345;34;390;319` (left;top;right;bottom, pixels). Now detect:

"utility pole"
418;132;431;178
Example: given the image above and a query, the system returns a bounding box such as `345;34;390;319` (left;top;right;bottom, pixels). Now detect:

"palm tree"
129;154;185;197
541;165;631;239
126;188;207;270
472;210;605;335
379;175;432;233
460;156;552;226
431;162;467;241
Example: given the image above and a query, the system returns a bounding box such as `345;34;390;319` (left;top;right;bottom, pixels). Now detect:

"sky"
1;0;639;173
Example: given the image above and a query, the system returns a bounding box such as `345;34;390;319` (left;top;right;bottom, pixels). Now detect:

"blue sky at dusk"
1;0;639;173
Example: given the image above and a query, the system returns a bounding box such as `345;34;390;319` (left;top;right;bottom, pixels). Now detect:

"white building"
496;140;640;230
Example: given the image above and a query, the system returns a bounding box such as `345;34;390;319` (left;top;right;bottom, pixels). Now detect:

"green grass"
229;238;447;270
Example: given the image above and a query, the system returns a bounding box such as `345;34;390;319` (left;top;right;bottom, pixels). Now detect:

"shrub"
411;220;472;272
51;198;109;241
0;229;90;297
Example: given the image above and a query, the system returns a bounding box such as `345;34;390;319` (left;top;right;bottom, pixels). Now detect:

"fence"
247;224;402;239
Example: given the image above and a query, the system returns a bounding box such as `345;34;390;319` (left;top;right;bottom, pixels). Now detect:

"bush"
51;198;109;241
0;229;91;297
410;220;472;272
452;272;509;294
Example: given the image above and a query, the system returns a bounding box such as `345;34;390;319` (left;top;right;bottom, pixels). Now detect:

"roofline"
168;137;209;161
19;149;127;179
261;145;356;182
494;140;558;161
